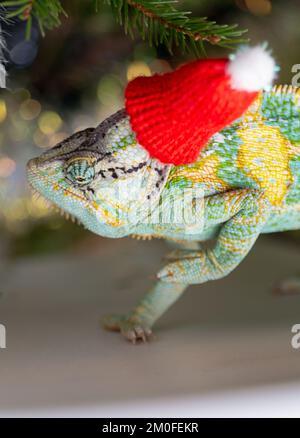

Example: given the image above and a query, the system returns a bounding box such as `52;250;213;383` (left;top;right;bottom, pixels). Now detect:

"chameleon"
27;84;300;343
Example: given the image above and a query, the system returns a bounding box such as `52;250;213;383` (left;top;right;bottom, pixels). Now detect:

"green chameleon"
27;84;300;343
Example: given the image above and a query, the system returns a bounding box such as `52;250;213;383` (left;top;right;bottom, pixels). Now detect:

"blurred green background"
0;0;299;258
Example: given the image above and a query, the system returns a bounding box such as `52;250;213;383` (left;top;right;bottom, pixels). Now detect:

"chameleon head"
27;109;170;237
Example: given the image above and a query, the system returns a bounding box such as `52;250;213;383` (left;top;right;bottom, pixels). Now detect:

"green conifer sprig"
2;0;248;55
2;0;67;38
107;0;248;55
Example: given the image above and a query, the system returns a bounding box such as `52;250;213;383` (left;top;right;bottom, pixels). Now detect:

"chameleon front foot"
102;314;153;344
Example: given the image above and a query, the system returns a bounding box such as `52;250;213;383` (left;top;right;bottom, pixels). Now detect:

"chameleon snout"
26;157;39;171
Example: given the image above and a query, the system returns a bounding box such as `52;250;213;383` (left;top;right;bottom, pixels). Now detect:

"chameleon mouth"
26;157;93;225
29;186;82;225
27;157;128;233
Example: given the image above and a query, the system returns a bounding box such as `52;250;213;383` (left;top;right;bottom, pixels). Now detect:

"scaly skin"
27;85;300;343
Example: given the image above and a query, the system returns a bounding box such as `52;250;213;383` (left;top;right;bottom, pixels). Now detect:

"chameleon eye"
65;158;95;186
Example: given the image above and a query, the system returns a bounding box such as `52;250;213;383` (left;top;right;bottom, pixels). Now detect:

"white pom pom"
227;45;276;92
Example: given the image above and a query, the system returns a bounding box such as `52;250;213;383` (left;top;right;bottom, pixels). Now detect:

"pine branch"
2;0;67;38
2;0;248;55
106;0;248;55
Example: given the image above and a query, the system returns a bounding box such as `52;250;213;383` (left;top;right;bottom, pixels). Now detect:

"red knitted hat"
125;46;276;165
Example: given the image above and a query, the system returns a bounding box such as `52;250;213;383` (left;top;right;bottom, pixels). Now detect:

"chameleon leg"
103;280;187;343
158;189;271;284
166;239;201;250
104;189;271;343
103;240;196;343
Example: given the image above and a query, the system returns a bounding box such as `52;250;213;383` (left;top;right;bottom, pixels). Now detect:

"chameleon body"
27;85;300;343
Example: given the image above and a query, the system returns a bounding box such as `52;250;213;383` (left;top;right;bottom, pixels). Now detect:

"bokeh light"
12;88;31;102
0;99;7;123
126;61;151;81
236;0;272;15
19;99;42;121
10;40;38;68
48;132;69;147
38;111;63;135
9;116;30;141
33;129;50;149
97;75;123;106
0;156;16;178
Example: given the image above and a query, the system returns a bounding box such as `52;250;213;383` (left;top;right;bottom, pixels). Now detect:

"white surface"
2;383;300;418
1;236;300;417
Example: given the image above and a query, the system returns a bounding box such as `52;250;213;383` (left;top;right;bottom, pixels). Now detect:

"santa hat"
125;45;276;165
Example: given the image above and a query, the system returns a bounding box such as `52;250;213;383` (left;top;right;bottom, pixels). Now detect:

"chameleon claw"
102;314;153;344
122;325;153;344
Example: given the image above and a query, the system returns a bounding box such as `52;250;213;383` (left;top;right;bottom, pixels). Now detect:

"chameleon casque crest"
27;84;300;343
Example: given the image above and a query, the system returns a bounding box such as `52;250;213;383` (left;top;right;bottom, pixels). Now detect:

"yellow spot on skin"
237;124;292;205
170;153;230;190
67;156;96;166
100;207;123;227
242;93;265;123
